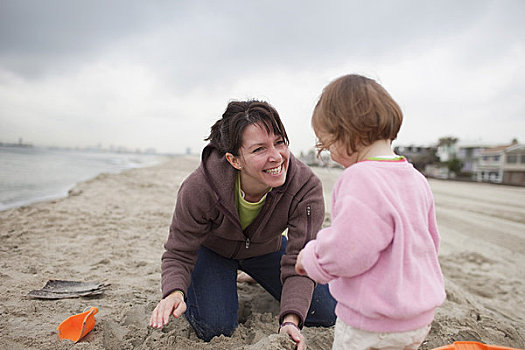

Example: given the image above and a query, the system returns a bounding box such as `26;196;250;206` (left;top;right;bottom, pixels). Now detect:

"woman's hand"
279;314;306;350
149;291;187;329
295;250;306;276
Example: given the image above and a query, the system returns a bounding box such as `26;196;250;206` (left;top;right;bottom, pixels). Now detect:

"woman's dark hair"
205;100;289;156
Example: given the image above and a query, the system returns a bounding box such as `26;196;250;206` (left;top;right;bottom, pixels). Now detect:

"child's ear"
225;153;242;170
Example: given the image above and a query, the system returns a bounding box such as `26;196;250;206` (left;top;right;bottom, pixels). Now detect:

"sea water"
0;146;163;211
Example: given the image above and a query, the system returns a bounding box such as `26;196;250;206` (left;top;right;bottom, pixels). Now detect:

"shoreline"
0;149;171;212
0;157;523;349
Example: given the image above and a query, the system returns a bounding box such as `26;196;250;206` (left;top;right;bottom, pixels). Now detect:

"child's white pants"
332;318;431;350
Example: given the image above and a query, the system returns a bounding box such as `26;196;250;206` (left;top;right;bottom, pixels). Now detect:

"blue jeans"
185;236;336;341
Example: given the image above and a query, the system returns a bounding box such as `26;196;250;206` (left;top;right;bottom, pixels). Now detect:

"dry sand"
0;157;523;349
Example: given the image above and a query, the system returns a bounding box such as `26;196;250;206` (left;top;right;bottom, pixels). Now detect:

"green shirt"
235;173;268;230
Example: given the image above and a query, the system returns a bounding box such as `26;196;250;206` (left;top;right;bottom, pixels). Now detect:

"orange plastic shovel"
57;306;98;342
433;341;521;350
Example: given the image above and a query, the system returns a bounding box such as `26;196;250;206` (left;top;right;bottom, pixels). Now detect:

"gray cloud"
0;1;494;78
1;0;524;153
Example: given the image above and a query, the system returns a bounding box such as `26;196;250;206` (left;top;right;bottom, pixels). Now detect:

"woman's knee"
185;305;238;341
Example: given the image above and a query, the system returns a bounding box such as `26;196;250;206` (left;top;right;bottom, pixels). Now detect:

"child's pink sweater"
301;159;446;332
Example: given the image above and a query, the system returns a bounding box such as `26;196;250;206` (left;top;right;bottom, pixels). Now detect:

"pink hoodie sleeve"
300;184;394;284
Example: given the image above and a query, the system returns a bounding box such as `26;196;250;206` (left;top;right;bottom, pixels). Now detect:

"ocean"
0;146;164;211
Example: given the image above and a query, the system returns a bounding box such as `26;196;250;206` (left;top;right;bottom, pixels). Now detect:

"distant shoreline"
0;147;170;212
0;142;34;148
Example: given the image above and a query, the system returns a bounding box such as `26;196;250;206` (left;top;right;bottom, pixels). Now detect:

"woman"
149;100;335;349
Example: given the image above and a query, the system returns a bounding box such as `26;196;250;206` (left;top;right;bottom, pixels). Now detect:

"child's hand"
295;250;307;276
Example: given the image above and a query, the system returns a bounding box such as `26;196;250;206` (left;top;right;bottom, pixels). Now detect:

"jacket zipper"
243;194;275;251
230;237;250;259
306;205;312;238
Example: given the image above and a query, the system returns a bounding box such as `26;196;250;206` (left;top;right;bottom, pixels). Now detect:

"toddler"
296;74;446;350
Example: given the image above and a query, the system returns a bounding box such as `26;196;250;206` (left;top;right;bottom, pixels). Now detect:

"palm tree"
437;136;458;147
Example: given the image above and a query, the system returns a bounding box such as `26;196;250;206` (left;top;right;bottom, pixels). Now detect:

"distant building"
0;138;33;148
427;142;490;180
299;149;339;168
398;143;488;180
476;143;525;185
394;145;438;173
456;145;490;177
436;144;457;163
423;163;450;179
436;137;459;162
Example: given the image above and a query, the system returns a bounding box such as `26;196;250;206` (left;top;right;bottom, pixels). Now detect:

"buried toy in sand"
57;306;98;342
27;279;110;299
433;341;522;350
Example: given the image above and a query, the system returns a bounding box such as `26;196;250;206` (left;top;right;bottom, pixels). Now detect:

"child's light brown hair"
312;74;403;155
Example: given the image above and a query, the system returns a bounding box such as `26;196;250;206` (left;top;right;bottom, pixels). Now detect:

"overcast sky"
1;0;524;154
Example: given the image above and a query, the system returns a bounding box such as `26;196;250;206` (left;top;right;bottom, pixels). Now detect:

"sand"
0;157;523;349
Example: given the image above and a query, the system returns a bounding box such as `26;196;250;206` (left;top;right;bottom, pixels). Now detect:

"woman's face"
231;123;290;192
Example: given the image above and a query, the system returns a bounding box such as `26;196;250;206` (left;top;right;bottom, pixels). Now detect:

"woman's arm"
278;167;325;327
161;178;212;298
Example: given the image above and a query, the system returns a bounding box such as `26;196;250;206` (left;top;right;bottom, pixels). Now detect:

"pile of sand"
0;157;523;349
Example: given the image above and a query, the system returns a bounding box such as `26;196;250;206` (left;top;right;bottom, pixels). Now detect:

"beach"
0;157;523;349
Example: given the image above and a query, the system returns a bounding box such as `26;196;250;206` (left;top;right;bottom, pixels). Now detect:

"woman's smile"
264;163;283;175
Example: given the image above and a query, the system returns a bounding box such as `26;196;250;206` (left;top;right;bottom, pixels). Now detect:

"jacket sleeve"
278;169;325;327
161;174;213;299
300;174;394;284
